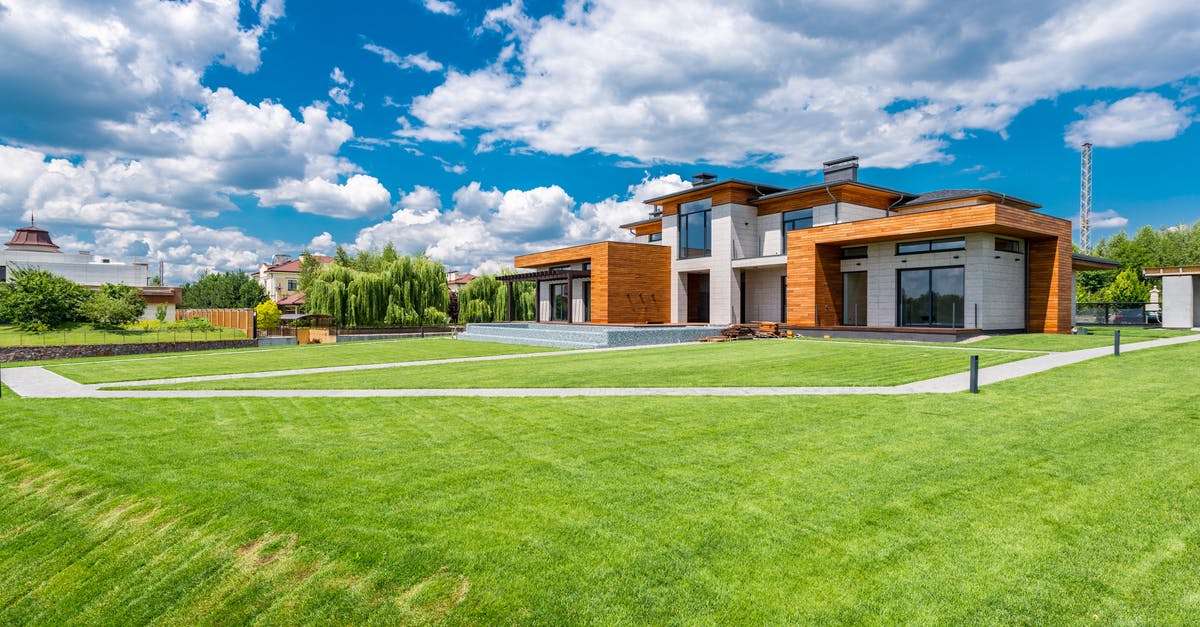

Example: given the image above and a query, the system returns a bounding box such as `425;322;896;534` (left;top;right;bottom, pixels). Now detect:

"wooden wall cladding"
785;203;1073;332
651;182;762;216
756;185;903;216
515;241;670;324
631;221;663;236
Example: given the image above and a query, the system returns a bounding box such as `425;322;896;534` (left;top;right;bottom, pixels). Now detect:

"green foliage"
1104;267;1151;303
306;254;449;327
0;267;90;329
333;245;353;268
255;300;282;330
1092;222;1200;268
155;304;168;323
457;272;535;323
180;271;267;309
297;249;325;294
79;283;147;327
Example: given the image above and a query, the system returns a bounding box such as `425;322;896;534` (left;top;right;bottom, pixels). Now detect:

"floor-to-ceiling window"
898;266;964;327
678;198;711;258
550;283;569;321
781;208;814;248
582;281;591;322
843;271;867;326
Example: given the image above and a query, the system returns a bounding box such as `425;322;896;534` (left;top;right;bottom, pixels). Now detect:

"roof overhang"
497;269;591;282
1072;253;1120;271
1144;265;1200;277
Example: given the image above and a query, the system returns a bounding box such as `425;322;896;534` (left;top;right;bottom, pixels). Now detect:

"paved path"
3;334;1198;399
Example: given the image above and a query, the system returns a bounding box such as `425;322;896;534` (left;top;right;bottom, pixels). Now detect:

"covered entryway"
686;273;710;323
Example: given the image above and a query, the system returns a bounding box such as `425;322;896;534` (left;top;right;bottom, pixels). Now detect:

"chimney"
272;253;292;265
691;172;718;187
822;156;859;183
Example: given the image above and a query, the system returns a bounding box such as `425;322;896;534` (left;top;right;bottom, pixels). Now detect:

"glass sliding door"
550;282;569;321
843;271;867;326
898;266;964;327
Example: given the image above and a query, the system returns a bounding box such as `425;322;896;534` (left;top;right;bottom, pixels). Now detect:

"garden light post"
1114;329;1120;356
969;355;979;394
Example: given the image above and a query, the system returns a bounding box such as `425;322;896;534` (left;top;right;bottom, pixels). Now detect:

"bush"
255;300;282;330
0;267;90;329
155;305;168;323
421;307;447;326
79;283;147;327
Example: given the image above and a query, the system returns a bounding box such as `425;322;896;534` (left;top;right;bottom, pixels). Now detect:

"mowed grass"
2;343;1200;623
47;337;559;384
964;326;1194;351
125;339;1037;390
0;323;245;347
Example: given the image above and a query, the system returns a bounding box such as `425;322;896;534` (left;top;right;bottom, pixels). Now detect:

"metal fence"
1075;302;1159;326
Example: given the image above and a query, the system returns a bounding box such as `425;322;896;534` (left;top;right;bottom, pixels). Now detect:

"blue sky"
0;0;1197;282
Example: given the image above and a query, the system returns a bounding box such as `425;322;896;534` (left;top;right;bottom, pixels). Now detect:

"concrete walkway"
2;334;1198;399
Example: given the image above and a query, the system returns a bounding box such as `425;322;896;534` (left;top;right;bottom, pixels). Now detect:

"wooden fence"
176;308;255;339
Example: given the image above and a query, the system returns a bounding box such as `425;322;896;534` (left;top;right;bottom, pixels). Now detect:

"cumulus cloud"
422;0;460;16
1065;92;1194;148
363;43;445;72
399;0;1200;170
327;67;362;109
353;173;689;273
1084;209;1130;230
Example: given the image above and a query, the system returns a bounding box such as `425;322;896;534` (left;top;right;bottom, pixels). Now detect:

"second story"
253;253;333;302
621;156;1042;267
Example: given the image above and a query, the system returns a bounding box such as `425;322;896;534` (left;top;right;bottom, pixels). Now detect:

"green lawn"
964;326;1194;351
47;337;560;384
0;323;246;347
2;343;1199;622
123;339;1036;390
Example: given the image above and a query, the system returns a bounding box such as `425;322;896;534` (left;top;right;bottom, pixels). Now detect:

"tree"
0;267;90;329
306;254;449;327
180;271;268;309
255;300;281;330
457;272;535;323
333;245;353;268
297;250;324;293
1104;267;1150;303
79;283;147;327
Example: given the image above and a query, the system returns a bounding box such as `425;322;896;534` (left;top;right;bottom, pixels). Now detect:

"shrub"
255;300;282;330
155;304;168;323
0;267;90;329
80;283;147;327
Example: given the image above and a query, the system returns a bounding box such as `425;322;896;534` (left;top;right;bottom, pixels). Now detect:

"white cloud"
307;231;335;255
353;173;688;273
258;175;393;219
1088;209;1130;230
363;42;444;72
399;0;1200;170
422;0;460;16
1065;92;1194;148
328;66;361;108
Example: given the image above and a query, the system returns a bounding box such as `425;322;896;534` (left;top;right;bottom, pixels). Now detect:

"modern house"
2;220;181;320
512;157;1099;335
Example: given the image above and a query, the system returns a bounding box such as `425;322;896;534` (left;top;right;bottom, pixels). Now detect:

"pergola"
497;269;591;322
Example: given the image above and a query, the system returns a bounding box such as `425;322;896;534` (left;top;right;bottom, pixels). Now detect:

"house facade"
252;254;333;312
514;157;1083;333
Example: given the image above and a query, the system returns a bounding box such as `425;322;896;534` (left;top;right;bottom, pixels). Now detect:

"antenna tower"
1079;142;1092;252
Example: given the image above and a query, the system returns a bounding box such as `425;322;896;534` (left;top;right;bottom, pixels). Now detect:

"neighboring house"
252;254;333;311
446;271;476;293
513;156;1105;334
1;220;180;320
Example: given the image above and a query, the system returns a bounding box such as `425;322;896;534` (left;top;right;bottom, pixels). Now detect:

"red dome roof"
5;225;62;252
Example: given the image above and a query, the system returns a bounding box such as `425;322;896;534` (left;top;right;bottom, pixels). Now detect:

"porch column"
566;275;574;323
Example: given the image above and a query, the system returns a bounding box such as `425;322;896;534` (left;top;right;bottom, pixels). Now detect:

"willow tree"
306;255;449;327
458;273;535;323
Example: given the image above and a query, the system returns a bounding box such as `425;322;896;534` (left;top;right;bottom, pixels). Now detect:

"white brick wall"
740;268;786;322
837;232;1026;330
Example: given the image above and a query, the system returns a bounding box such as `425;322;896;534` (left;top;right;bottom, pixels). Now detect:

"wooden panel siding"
756;185;903;216
785;203;1073;332
631;221;663;236
515;241;670;324
651;182;763;216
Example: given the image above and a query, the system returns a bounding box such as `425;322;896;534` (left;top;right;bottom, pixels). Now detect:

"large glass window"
896;237;965;255
782;208;814;248
899;266;965;327
550;283;569;321
678;198;711;258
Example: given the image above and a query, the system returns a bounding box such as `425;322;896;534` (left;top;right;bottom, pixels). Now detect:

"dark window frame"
648;232;662;242
678;198;712;259
895;236;966;256
782;208;815;248
841;246;869;259
995;237;1022;253
897;264;966;328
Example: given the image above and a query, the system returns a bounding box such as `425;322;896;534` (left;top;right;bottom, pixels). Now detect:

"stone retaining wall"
0;339;258;363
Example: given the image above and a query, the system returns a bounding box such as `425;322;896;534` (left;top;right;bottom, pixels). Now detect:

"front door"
843;271;867;326
687;273;710;323
550;282;569;321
